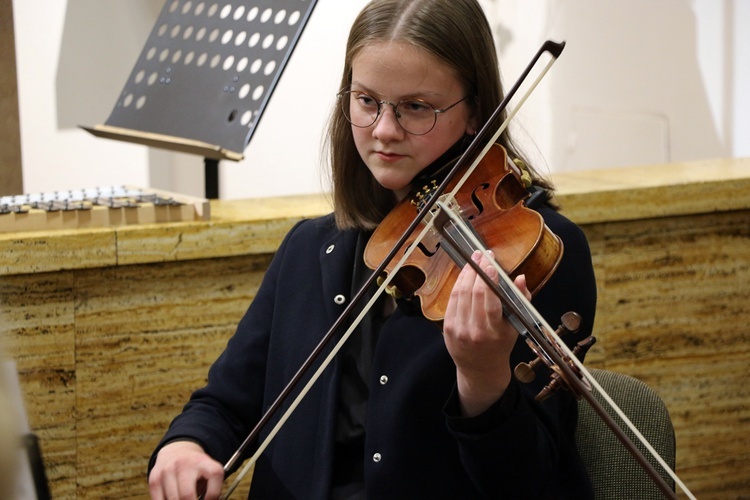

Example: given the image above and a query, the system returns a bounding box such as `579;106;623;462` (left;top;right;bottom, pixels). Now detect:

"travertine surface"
1;159;748;498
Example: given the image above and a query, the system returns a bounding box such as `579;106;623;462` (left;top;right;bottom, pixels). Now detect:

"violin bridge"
423;195;459;228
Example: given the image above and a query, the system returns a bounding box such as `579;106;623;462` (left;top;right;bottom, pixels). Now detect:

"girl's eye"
355;93;377;108
399;100;433;115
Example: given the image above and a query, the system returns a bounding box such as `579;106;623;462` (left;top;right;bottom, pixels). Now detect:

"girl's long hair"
325;0;553;230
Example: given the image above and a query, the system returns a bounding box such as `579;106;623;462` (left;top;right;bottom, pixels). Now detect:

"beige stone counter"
552;156;750;223
0;193;333;276
3;157;748;277
1;157;749;498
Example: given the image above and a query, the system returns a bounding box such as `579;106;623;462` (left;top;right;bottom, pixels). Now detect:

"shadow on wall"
56;0;162;131
545;0;725;170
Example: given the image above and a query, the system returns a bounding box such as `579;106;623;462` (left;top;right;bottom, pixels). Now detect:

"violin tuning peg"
514;357;542;383
536;372;563;402
559;311;581;335
533;336;596;401
572;336;596;360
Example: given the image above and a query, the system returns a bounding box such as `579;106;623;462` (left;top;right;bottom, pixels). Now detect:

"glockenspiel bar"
0;185;209;233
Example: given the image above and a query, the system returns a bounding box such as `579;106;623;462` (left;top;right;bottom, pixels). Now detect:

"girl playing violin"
148;0;597;498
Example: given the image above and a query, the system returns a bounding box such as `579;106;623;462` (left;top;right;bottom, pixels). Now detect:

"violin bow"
419;38;695;499
218;40;693;499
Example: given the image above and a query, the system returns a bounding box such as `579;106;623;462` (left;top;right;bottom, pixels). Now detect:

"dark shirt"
331;231;380;499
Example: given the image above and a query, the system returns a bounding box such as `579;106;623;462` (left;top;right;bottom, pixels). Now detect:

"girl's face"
349;41;476;200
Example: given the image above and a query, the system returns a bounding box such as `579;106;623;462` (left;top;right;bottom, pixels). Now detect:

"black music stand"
82;0;318;198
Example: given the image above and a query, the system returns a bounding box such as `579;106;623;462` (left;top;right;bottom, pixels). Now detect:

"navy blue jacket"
150;206;597;499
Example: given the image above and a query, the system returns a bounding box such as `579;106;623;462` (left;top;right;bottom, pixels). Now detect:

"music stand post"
205;157;219;199
82;0;319;199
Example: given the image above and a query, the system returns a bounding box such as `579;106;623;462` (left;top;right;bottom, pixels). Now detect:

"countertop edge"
3;159;749;276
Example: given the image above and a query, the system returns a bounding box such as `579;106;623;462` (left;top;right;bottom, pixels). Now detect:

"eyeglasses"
337;90;469;136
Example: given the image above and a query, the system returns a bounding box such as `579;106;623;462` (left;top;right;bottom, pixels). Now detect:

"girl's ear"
465;98;479;136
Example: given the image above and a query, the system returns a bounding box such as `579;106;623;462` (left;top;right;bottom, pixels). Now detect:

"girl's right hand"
148;441;225;500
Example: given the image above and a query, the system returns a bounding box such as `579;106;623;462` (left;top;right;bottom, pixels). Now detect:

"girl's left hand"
442;250;530;417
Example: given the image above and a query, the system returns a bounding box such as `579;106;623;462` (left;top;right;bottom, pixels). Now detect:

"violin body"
364;143;563;322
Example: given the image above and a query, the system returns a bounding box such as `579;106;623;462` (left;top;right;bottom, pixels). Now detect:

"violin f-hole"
465;182;491;221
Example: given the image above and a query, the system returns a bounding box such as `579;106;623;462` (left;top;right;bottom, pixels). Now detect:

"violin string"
417;52;565;365
443;211;553;363
435;201;696;500
428;47;561;352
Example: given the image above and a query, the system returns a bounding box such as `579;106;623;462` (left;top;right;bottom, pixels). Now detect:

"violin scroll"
514;311;597;401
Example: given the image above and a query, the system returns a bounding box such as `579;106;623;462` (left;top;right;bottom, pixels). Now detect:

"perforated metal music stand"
82;0;318;198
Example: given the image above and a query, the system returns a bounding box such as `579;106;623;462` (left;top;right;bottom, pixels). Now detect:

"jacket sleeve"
444;206;597;499
147;219;308;474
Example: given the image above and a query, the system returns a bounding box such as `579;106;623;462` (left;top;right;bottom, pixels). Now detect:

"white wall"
730;0;750;157
13;1;155;194
12;0;750;199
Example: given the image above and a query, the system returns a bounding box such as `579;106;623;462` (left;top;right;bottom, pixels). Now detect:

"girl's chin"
391;187;411;201
372;173;411;193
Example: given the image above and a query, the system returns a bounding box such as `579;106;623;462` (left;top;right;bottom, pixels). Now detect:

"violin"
218;40;695;500
363;142;563;322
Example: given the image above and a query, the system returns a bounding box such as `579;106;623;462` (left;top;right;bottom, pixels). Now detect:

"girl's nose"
372;105;406;141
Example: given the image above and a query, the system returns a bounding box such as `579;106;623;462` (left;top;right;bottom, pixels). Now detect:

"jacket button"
326;244;335;254
334;294;346;305
372;453;381;463
379;375;388;385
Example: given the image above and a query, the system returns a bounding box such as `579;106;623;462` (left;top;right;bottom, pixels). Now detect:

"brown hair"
325;0;553;230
